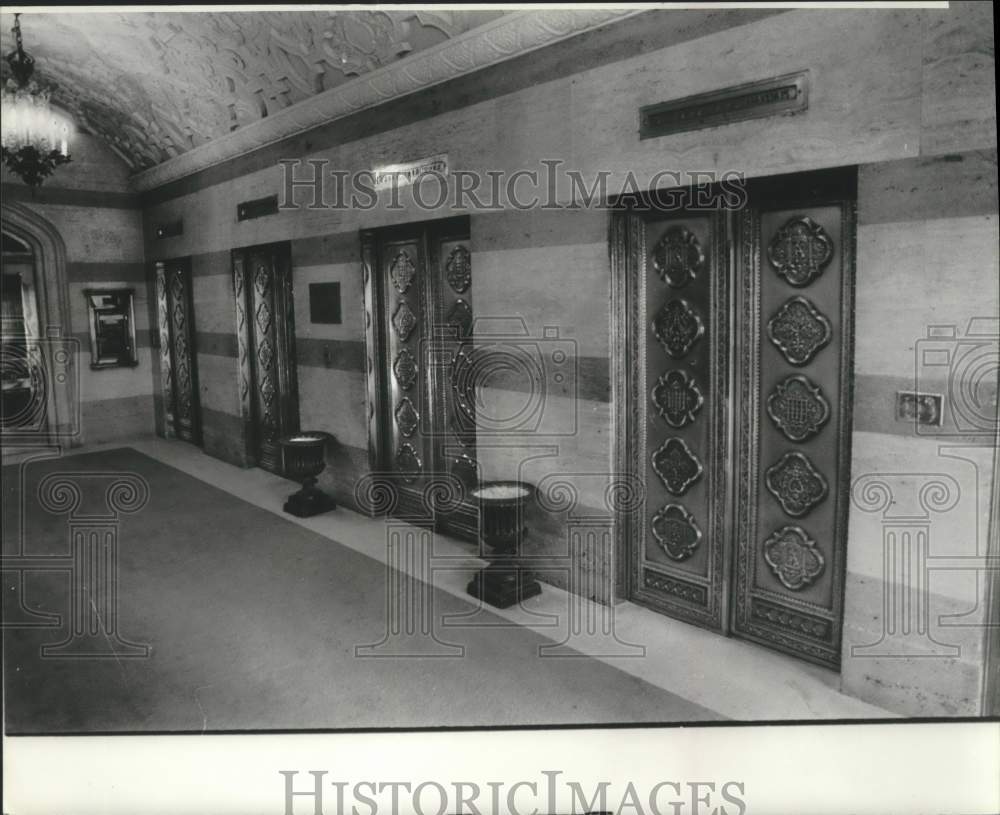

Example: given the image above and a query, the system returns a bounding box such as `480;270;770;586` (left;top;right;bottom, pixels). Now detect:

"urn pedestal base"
283;477;338;517
465;480;541;609
467;564;542;609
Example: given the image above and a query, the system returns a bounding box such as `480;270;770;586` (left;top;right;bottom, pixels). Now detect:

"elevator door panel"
632;211;728;631
155;259;200;445
361;217;476;535
732;194;854;667
232;242;299;473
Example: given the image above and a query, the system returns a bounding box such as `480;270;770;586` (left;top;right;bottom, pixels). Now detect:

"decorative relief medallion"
389;250;416;293
450;345;476;424
445;246;471;294
643;570;708;605
766;374;831;442
767;296;832;366
393;348;418;390
651;503;702;561
751;598;830;640
259;373;276;427
395;442;422;483
651;437;703;496
762;525;826;590
651;225;705;288
446;298;473;338
392;300;417;342
254;263;271;297
767;216;834;287
652;299;704;359
765;451;829;517
451;454;479;487
255;297;273;337
394;397;419;438
651;370;703;428
257;336;274;372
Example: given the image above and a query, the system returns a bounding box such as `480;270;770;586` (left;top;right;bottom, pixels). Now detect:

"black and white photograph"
1;2;997;813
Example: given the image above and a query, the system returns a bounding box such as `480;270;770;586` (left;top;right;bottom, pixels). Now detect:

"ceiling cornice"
129;9;641;192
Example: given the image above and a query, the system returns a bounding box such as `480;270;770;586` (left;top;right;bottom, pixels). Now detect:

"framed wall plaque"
83;288;138;369
308;282;342;325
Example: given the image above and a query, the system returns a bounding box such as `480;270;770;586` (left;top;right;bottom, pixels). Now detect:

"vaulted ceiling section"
0;10;505;173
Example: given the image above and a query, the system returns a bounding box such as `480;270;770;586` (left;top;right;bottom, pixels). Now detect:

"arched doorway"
1;202;78;450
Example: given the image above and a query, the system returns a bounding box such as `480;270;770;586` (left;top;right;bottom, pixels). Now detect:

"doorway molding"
1;202;78;448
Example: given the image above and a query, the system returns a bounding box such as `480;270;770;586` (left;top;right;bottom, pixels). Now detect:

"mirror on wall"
83;288;138;369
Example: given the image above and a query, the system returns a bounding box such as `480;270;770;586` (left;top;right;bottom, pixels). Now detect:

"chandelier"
1;13;72;187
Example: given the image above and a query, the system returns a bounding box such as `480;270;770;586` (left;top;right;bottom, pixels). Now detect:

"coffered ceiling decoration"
0;9;639;190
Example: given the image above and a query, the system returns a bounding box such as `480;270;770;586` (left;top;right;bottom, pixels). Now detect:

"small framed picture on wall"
83;288;138;369
308;282;341;325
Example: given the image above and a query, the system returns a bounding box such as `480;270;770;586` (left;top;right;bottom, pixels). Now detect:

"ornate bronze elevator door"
232;242;299;473
630;211;730;631
155;259;200;444
731;173;856;668
613;168;856;669
361;217;476;536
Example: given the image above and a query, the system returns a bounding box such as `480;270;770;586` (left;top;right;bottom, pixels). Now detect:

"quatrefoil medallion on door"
389;250;416;294
446;299;473;339
651;437;703;496
766;374;831;442
652;370;704;428
395;443;422;484
393;348;418;390
445;246;471;294
762;525;826;590
651;503;702;561
394;397;419;438
652;299;704;358
765;451;828;517
767;216;834;287
392;300;417;342
767;296;832;366
451;454;479;490
450;345;477;425
651;225;705;288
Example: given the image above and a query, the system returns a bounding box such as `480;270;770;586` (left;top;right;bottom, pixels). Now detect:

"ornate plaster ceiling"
0;10;504;172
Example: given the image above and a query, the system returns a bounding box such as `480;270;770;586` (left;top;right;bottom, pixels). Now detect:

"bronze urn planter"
466;480;541;608
279;432;337;517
